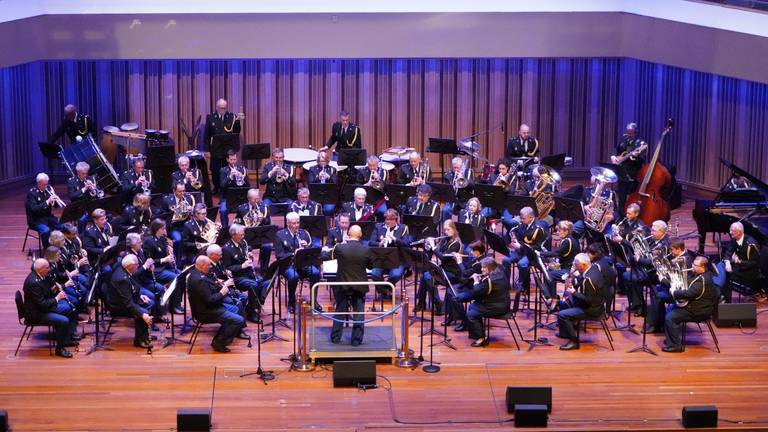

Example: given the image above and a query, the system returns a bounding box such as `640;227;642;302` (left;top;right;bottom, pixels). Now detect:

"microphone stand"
627;283;657;356
422;295;441;373
524;251;553;351
241;304;275;384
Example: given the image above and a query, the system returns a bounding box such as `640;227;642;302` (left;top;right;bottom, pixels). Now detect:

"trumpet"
84;177;105;199
230;166;247;187
46;185;67;208
365;168;385;190
318;166;331;184
379;229;396;247
187;169;202;189
137;170;152;195
274;164;290;183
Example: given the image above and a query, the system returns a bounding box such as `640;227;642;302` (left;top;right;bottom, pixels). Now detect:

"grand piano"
692;159;768;254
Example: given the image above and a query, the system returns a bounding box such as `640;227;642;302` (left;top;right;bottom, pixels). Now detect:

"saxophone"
242;204;264;228
584;167;618;232
529;165;560;218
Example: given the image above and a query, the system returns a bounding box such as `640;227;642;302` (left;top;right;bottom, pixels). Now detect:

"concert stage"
0;188;766;431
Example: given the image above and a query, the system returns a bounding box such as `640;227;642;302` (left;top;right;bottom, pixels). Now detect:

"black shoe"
554;333;567;339
453;324;467;332
152;325;161;332
559;341;580;350
55;347;73;358
313;304;324;312
133;339;150;349
662;345;683;353
155;316;170;324
441;320;455;327
331;338;341;344
351;340;362;347
171;307;185;315
471;338;489;347
70;333;83;341
236;331;250;340
211;343;230;353
287;306;296;314
247;313;261;324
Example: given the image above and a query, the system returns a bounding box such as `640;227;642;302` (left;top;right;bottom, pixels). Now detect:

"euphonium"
453;159;469;190
493;171;513;192
584;166;618;232
189;168;202;189
529;165;560;218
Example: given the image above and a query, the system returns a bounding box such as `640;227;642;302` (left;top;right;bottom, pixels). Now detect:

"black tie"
416;203;423;214
293;234;299;250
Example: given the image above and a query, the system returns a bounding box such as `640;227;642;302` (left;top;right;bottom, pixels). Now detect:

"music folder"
241;143;271;161
244;225;278;247
308;183;339;205
426;182;457;204
505;195;538;217
473;183;506;211
300;215;328;240
60;199;89;223
426;260;458;298
161;264;195;307
455;222;482;245
211;133;240;159
402;214;438;239
338;148;367;168
426;138;460;155
369;247;401;271
383;184;416;210
484;229;510;257
295;247;322;269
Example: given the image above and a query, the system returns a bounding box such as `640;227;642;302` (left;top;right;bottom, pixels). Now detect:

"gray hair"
206;244;222;256
75;162;90;173
286;212;300;223
339;110;350;117
519;206;535;218
354;187;367;198
451;157;463;166
519;124;530;133
297;187;309;196
730;221;744;233
626;122;638;131
33;258;49;271
126;232;142;248
229;223;244;236
122;254;139;267
366;155;380;165
49;230;65;246
574;253;591;266
177;156;189;165
651;220;668;232
195;255;211;269
247;188;260;199
36;172;49;183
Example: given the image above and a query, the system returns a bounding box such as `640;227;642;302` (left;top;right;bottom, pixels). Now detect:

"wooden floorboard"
1;187;767;431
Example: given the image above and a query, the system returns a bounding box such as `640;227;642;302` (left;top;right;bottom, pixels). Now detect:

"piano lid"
718;158;768;199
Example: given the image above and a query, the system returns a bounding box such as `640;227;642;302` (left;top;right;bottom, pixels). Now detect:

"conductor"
323;225;373;346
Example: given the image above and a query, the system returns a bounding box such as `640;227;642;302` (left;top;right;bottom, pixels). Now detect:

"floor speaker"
682;405;718;428
332;360;376;387
0;409;7;432
714;303;756;327
514;404;548;427
177;408;211;431
505;386;552;413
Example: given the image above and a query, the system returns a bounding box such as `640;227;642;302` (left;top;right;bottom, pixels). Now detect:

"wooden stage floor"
1;187;767;431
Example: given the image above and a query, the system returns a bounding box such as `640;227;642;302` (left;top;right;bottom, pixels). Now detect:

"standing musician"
47;104;96;145
67;162;102;202
291;187;323;216
320;110;362;152
206;245;250;326
369;209;410;296
120;157;155;204
405;184;441;225
662;256;718;352
219;151;249;229
323;225;372;346
327;213;352;247
205;98;241;195
646;239;695;333
259;147;297;208
124;233;165;319
116;193;152;234
275;212;321;314
26;173;64;248
221;225;267;323
458;197;487;228
556;253;608;350
398;152;431;186
456;257;510;347
143;219;182;314
723;221;763;302
234;188;272;272
187;256;247;353
182;204;218;260
162;182;196;260
342;187;373;222
24;259;79;357
624;220;669;316
610;122;647;211
502;207;548;294
542;221;578;305
505;124;539;159
443;157;474;221
415;220;463;316
307;151;338;215
108;254;154;349
171;156;204;194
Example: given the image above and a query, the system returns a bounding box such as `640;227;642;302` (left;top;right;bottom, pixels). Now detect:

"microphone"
500;123;505;135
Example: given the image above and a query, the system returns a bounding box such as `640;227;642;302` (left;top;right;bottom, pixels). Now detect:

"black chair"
575;309;615;351
483;290;524;350
22;226;42;254
681;317;720;353
13;291;54;357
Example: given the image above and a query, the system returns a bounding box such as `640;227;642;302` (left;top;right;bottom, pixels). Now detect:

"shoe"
471;338;489;347
171;307;185;315
287;305;296;314
453;324;467;332
313;304;324;312
62;340;79;347
441;320;455;327
247;313;261;324
330;338;341;344
152;325;161;332
662;345;683;353
211;343;231;353
351;340;362;347
413;304;425;313
133;340;150;349
155;316;170;324
554;333;567;339
70;333;83;341
55;347;73;358
559;341;580;350
236;331;250;340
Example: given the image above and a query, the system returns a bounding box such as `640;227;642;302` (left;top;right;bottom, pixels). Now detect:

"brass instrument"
584;166;618;232
408;162;430;186
83;176;105;199
230;166;247;187
242;204;264;228
529;165;561;218
274;163;290;183
165;237;176;268
628;230;652;258
453;159;469;191
195;218;221;250
188;168;202;189
318;166;331;184
137;170;153;195
45;185;67;208
366;168;385;191
380;229;396;247
493;171;513;192
171;196;193;223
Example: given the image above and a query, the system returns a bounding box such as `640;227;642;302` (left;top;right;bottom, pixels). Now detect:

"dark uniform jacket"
143;235;174;272
724;235;761;281
291;200;322;216
329;240;372;292
615;136;646;179
405;196;440;224
506;136;539;158
187;268;228;322
325;122;362;150
67;176;99;202
397;163;431;185
48;112;96;144
234;202;270;226
25;187;60;226
342;201;373;222
541;236;578;269
259;162;297;201
274;228;313;261
570;265;606;317
219;164;251;193
82;223;114;263
204;111;241;147
458;209;486;228
182;218;212;252
171;169;204;193
673;271;717;317
116;206;151;233
221;240;257;280
120;169;156;199
356;166;388;185
457;271;510;315
23;271;59;320
369;223;409;247
308;165;337;184
508;220;548;253
326;227;347;247
108;265;144;318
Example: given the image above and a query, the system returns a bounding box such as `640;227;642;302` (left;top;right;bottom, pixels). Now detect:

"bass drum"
101;125;120;166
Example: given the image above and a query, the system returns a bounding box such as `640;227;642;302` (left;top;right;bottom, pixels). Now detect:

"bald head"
33;258;50;272
348;225;363;240
195;255;212;273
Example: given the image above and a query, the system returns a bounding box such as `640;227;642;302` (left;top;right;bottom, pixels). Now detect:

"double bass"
626;119;674;225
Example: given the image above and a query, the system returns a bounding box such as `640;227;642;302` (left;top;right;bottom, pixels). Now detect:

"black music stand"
526;250;554;350
240;270;279;384
426;182;456;206
60;200;89;223
85;243;124;355
211;133;241;159
244;225;278;248
505;195;538;217
400;246;428;362
384;184;416;210
242;143;271;161
369;247;403;311
403;214;438;240
261;256;292;344
342;184;385;205
540;153;567;172
350;221;376;241
455;222;482;245
473;184;507;212
600;162;633;183
39;142;62;159
338;148;367;168
308;183;340;206
300;215;328;240
484;229;510;257
269;203;291;219
427;138;461;179
160;264;195;348
427;261;458;352
554;196;585;223
88;195;124;216
606;239;640;335
224;187;249;214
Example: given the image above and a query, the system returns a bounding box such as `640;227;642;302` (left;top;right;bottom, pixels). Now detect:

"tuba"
529;165;560;218
584;166;618;232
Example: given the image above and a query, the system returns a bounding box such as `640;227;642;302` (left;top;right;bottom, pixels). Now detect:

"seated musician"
405;184;440;224
356;155;388;220
120;157;155;204
542;220;578;307
488;159;517;225
610;203;647;296
342;187;373;222
369;209;410;296
556;253;608;350
327;213;351;247
25;172;63;248
455;257;510;347
108;254;154;349
502;207;548;294
116;193;152;234
206;245;249;324
623;220;669;316
171;156;204;194
57;225;92;293
187;256;247;353
259;147;296;208
275;212;321;314
222;224;268;323
415;220;463;316
182;204;218;263
307;151;337;215
24;259;79;358
646;239;695;333
723;221;763;302
163;182;196;260
586;242;618;305
291;187;323;216
82;209;115;294
398;152;431;186
68;161;101;202
505;123;539;159
219;151;250;229
458;197;486;228
125;233;165;319
43;245;84;311
442;156;474;221
662;256;718;352
234;188;272;271
573;173;618;240
143;219;182;314
450;241;487;330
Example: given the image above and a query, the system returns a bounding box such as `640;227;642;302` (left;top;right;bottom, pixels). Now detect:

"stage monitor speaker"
514;404;548;427
506;386;552;413
177;408;211;431
333;360;376;388
714;303;756;327
682;405;718;428
0;409;7;432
